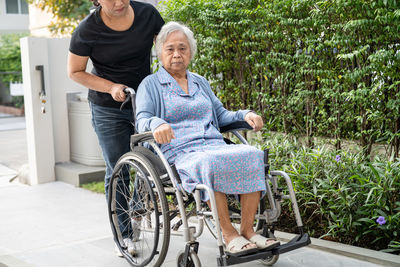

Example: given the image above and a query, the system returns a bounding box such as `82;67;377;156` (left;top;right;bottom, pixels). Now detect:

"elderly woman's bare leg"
239;191;260;238
240;191;280;249
210;192;256;250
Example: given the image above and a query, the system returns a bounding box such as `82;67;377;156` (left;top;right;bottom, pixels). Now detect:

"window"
6;0;29;14
20;0;28;14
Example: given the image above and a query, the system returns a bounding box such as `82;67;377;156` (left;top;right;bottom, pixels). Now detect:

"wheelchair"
107;88;311;266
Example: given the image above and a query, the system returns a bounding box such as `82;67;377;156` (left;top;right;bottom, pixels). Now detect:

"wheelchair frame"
107;88;311;266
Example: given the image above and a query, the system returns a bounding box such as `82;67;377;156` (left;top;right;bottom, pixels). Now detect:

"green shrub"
81;181;105;194
11;96;24;109
160;0;400;158
0;33;26;84
258;133;400;254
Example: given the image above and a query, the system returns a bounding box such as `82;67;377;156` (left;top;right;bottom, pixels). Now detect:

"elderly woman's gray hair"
155;22;197;61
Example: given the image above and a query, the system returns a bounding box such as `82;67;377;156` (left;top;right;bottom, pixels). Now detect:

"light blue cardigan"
135;67;251;133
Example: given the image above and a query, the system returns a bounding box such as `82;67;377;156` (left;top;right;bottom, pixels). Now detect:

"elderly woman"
135;22;279;256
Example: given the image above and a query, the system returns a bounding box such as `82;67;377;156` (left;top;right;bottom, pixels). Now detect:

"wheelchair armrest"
130;131;155;145
219;121;253;133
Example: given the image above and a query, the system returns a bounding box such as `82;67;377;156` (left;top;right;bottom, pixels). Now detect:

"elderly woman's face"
160;31;191;75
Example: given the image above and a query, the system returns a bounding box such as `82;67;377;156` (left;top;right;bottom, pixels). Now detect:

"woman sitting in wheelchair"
135;21;279;256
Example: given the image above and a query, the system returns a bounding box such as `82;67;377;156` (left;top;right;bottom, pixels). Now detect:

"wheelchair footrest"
217;233;311;266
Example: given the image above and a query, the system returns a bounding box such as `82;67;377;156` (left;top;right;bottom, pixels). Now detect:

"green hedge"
258;132;400;254
0;34;25;84
160;0;400;158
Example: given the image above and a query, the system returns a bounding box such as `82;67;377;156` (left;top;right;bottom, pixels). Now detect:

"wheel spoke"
107;152;170;266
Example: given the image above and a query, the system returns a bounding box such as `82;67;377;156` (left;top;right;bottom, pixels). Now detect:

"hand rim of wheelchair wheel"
108;152;170;267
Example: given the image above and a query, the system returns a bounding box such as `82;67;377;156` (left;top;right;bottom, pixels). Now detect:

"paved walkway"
0;115;398;267
0;115;27;171
0;181;385;267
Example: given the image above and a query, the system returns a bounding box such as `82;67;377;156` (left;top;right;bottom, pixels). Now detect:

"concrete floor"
0;181;385;267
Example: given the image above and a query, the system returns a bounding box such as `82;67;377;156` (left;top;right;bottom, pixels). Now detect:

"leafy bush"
0;34;26;84
11;96;24;109
81;181;105;194
31;0;400;157
160;0;400;158
258;132;400;254
27;0;92;36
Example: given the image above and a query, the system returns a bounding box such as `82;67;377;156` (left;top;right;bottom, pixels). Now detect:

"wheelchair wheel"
259;254;279;266
259;233;279;266
108;152;170;267
176;249;201;267
204;194;266;240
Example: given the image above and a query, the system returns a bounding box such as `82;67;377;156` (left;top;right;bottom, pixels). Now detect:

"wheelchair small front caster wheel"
259;254;279;266
258;232;279;266
176;249;201;267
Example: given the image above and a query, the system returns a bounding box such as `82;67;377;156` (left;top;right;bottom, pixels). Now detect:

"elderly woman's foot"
224;235;257;256
246;233;280;250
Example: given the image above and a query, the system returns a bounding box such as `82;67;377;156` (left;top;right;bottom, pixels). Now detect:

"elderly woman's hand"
244;112;264;132
153;123;176;144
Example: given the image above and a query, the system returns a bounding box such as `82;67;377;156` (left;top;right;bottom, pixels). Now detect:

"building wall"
0;0;29;34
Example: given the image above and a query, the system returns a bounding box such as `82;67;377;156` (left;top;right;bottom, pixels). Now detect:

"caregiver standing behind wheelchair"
67;0;164;256
136;21;280;256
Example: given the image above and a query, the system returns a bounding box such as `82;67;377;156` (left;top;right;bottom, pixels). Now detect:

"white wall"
47;38;87;163
20;37;87;184
0;0;29;33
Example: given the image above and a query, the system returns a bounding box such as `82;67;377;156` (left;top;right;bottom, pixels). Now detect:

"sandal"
225;236;258;256
249;234;280;250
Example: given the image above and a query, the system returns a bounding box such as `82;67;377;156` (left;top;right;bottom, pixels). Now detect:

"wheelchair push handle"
119;87;135;109
119;87;136;119
123;87;136;95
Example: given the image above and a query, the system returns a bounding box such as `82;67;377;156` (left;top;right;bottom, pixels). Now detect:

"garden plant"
0;34;26;107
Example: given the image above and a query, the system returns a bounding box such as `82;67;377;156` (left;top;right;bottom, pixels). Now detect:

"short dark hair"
90;0;100;7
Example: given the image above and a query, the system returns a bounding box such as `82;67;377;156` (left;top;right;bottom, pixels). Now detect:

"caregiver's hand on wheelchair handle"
244;112;264;132
110;83;127;102
153;123;176;144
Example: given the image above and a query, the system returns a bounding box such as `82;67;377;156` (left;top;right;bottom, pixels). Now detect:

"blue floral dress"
157;72;266;201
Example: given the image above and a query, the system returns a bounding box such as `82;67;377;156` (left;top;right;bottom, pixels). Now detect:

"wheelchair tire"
259;254;279;266
259;233;279;266
108;152;170;267
204;194;266;240
176;249;201;267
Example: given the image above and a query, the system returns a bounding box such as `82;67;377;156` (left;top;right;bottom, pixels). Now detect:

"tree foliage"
33;0;400;157
28;0;92;35
0;34;27;84
262;133;400;254
160;0;400;158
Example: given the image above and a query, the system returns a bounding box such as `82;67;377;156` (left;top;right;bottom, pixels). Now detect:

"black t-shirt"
69;1;164;108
